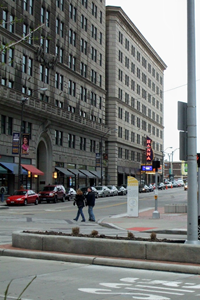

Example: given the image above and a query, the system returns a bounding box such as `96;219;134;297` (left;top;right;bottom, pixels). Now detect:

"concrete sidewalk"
99;206;188;240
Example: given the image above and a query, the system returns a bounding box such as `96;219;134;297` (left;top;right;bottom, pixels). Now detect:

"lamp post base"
152;210;160;219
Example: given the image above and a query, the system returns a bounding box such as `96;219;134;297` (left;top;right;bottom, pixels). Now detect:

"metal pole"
18;100;26;189
100;136;102;185
152;170;160;219
186;0;199;244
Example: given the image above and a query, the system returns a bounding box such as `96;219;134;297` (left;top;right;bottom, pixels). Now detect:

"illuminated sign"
141;165;153;171
146;136;154;162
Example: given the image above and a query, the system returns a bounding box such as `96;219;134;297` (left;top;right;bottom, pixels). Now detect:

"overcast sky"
106;0;200;161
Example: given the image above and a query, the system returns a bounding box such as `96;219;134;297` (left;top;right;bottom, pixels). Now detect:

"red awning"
21;164;44;176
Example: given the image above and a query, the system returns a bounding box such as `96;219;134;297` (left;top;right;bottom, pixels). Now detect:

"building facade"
0;1;166;194
105;7;167;185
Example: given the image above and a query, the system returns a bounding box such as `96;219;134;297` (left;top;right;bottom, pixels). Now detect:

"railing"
0;87;108;135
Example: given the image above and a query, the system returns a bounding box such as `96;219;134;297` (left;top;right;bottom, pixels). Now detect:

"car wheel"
35;198;38;205
24;199;27;206
47;200;50;203
62;195;66;202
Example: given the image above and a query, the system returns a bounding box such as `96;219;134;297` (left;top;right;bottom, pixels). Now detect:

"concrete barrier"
164;204;187;213
12;231;200;264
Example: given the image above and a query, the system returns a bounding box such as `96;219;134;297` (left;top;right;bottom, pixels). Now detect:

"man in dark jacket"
85;187;95;221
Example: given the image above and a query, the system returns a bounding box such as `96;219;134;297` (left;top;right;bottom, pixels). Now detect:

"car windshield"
95;187;102;191
13;190;27;196
43;186;54;191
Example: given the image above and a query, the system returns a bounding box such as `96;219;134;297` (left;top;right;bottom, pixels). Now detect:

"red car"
6;189;39;206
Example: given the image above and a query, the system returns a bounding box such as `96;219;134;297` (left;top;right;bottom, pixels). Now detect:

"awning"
21;164;44;176
0;162;27;175
55;167;75;177
67;169;86;178
79;169;96;178
89;170;101;178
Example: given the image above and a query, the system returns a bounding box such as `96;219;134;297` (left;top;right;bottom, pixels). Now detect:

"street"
0;188;187;245
0;256;200;300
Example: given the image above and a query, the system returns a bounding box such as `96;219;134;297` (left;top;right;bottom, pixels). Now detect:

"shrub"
91;230;99;237
150;232;157;241
72;227;80;236
127;231;135;239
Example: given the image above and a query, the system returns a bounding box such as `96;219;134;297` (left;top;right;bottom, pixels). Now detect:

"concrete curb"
12;231;200;264
1;248;200;275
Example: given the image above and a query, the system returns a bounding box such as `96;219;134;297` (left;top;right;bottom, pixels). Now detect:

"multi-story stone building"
0;1;166;194
106;6;167;185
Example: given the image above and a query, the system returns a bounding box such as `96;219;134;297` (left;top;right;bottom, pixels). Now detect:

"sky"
106;0;200;162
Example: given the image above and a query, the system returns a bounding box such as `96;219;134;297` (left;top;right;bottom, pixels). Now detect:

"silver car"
107;185;118;196
95;186;111;197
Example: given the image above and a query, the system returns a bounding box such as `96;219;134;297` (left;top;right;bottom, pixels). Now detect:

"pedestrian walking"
73;189;86;222
85;187;95;222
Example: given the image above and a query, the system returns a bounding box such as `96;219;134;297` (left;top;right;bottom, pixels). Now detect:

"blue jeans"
75;207;85;221
88;206;95;221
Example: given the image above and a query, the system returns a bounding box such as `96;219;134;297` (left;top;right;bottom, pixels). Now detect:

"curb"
1;248;200;275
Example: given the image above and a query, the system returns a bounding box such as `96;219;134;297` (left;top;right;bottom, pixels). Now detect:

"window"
91;69;97;84
118;147;122;158
131;45;135;57
125;149;129;160
118;126;122;138
131;114;135;125
8;117;13;135
80;38;87;55
125;38;129;51
22;55;27;73
99;53;102;66
125;129;129;140
81;14;87;31
125;93;129;105
99;32;102;44
80;86;87;102
118;107;122;119
80;62;87;78
68;80;76;96
2;10;7;29
9;15;14;33
69;54;76;71
68;134;75;148
82;0;88;8
91;24;97;40
90;92;97;106
40;65;49;84
119;31;123;44
1;115;6;134
91;2;97;18
131;151;135;161
118;88;123;100
27;122;32;139
69;4;77;22
137;134;140;144
119;50;123;63
55;130;63;146
8;80;14;88
28;58;33;76
131;63;135;74
125;111;129;123
131;132;135;143
137;117;140;128
90;140;96;152
69;29;76;46
131;97;135;108
100;11;102;23
8;48;14;67
80;137;86;151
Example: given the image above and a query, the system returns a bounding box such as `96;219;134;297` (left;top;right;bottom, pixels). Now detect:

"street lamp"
161;147;172;180
100;128;117;185
18;87;47;189
170;148;179;176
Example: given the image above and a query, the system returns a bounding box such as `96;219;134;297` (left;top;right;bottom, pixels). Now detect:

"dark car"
6;189;39;206
38;185;66;203
80;187;99;198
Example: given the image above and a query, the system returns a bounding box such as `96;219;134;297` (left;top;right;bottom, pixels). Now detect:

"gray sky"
106;0;200;161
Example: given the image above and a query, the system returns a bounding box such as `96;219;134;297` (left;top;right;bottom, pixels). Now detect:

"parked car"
95;186;111;197
107;185;118;196
65;187;76;201
148;184;154;192
80;187;99;198
158;182;166;190
38;184;66;203
6;189;39;206
140;185;150;193
166;182;173;188
117;186;127;195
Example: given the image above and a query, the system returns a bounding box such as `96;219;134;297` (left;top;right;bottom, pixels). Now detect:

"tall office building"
106;7;167;185
0;2;166;194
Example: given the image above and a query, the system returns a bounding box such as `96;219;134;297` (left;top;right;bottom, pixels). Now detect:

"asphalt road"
0;256;199;300
0;187;187;245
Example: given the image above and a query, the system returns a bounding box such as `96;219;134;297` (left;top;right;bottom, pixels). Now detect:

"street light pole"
100;128;117;185
18;98;27;189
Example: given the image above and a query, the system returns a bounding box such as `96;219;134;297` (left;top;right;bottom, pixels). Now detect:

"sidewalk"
99;207;187;239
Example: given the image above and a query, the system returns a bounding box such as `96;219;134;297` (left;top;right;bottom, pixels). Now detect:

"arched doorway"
37;133;53;191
